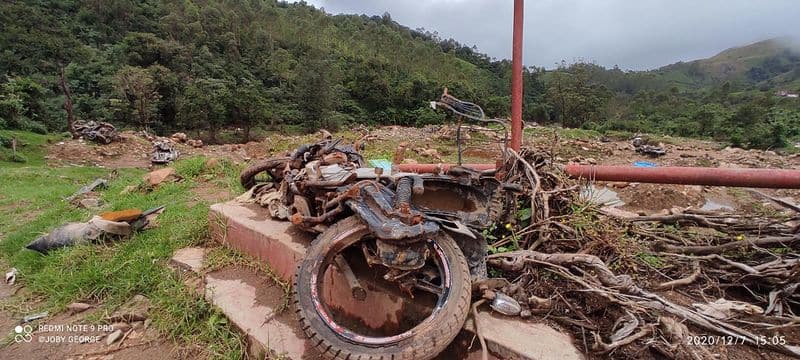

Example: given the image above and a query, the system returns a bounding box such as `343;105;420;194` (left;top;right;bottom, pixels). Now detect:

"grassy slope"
654;38;800;89
0;133;251;358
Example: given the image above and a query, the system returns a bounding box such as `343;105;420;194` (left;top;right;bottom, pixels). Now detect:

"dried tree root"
471;299;489;360
593;324;654;352
488;250;800;357
488;251;638;293
747;189;800;213
656;261;700;289
655;235;800;255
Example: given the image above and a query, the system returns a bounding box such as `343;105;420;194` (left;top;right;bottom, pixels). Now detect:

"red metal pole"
510;0;524;151
565;164;800;189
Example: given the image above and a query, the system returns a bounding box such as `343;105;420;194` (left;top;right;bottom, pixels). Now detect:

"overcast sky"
293;0;800;70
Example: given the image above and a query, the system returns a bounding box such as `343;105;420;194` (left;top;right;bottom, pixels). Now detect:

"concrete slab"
170;247;207;273
205;267;317;359
465;311;584;360
209;202;311;281
208;201;583;360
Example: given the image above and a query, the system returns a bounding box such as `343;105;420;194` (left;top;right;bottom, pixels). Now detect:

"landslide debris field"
48;126;800;216
2;125;800;359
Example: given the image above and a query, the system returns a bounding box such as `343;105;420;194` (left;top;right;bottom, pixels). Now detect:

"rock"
187;139;204;148
143;168;179;187
401;158;418;164
131;321;144;329
111;322;131;333
585;157;597;164
78;198;102;209
687;185;704;193
106;329;123;345
610;182;629;189
144;318;152;329
107;294;150;323
67;302;93;314
204;157;221;171
170;132;188;143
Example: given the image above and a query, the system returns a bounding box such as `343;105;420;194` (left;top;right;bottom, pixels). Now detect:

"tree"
231;79;274;142
112;66;162;130
178;78;231;143
546;62;611;128
0;77;48;132
295;51;336;131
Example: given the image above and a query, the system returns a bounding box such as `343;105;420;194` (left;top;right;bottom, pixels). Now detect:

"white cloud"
290;0;800;70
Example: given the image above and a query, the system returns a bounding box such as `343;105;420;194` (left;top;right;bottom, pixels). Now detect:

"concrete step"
207;201;584;360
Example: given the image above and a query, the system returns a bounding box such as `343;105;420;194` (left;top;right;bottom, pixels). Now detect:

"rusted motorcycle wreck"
240;93;517;359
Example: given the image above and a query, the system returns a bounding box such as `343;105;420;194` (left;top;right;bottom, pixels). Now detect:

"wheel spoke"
413;279;444;296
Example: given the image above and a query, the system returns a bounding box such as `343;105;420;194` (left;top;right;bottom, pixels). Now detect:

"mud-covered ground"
48;126;800;216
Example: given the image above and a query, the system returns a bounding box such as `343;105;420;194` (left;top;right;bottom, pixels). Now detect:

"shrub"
24;120;48;134
7;152;27;163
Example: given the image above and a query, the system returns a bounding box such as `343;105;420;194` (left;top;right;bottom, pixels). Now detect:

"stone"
143;168;178;187
108;294;149;323
106;329;123;345
78;198;102;209
610;182;629;189
111;322;131;333
204;157;221;171
170;132;188;143
170;247;207;273
67;302;93;314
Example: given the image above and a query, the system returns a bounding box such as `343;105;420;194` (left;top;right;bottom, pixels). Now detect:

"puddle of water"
701;197;734;211
580;185;625;207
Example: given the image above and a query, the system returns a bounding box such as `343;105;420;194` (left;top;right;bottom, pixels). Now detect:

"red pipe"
510;0;524;151
396;163;800;189
566;164;800;188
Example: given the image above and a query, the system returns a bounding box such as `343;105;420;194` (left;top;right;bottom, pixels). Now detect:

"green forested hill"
653;38;800;90
0;0;544;141
0;1;798;149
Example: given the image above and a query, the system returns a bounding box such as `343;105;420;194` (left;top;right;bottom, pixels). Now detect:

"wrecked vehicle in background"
151;140;180;164
239;90;519;360
73;120;120;144
632;136;666;157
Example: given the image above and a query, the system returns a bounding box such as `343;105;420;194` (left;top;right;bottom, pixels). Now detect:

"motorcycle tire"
239;157;288;189
294;216;471;360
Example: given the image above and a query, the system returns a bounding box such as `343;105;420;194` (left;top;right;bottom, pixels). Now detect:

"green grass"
0;151;250;358
0;130;66;167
